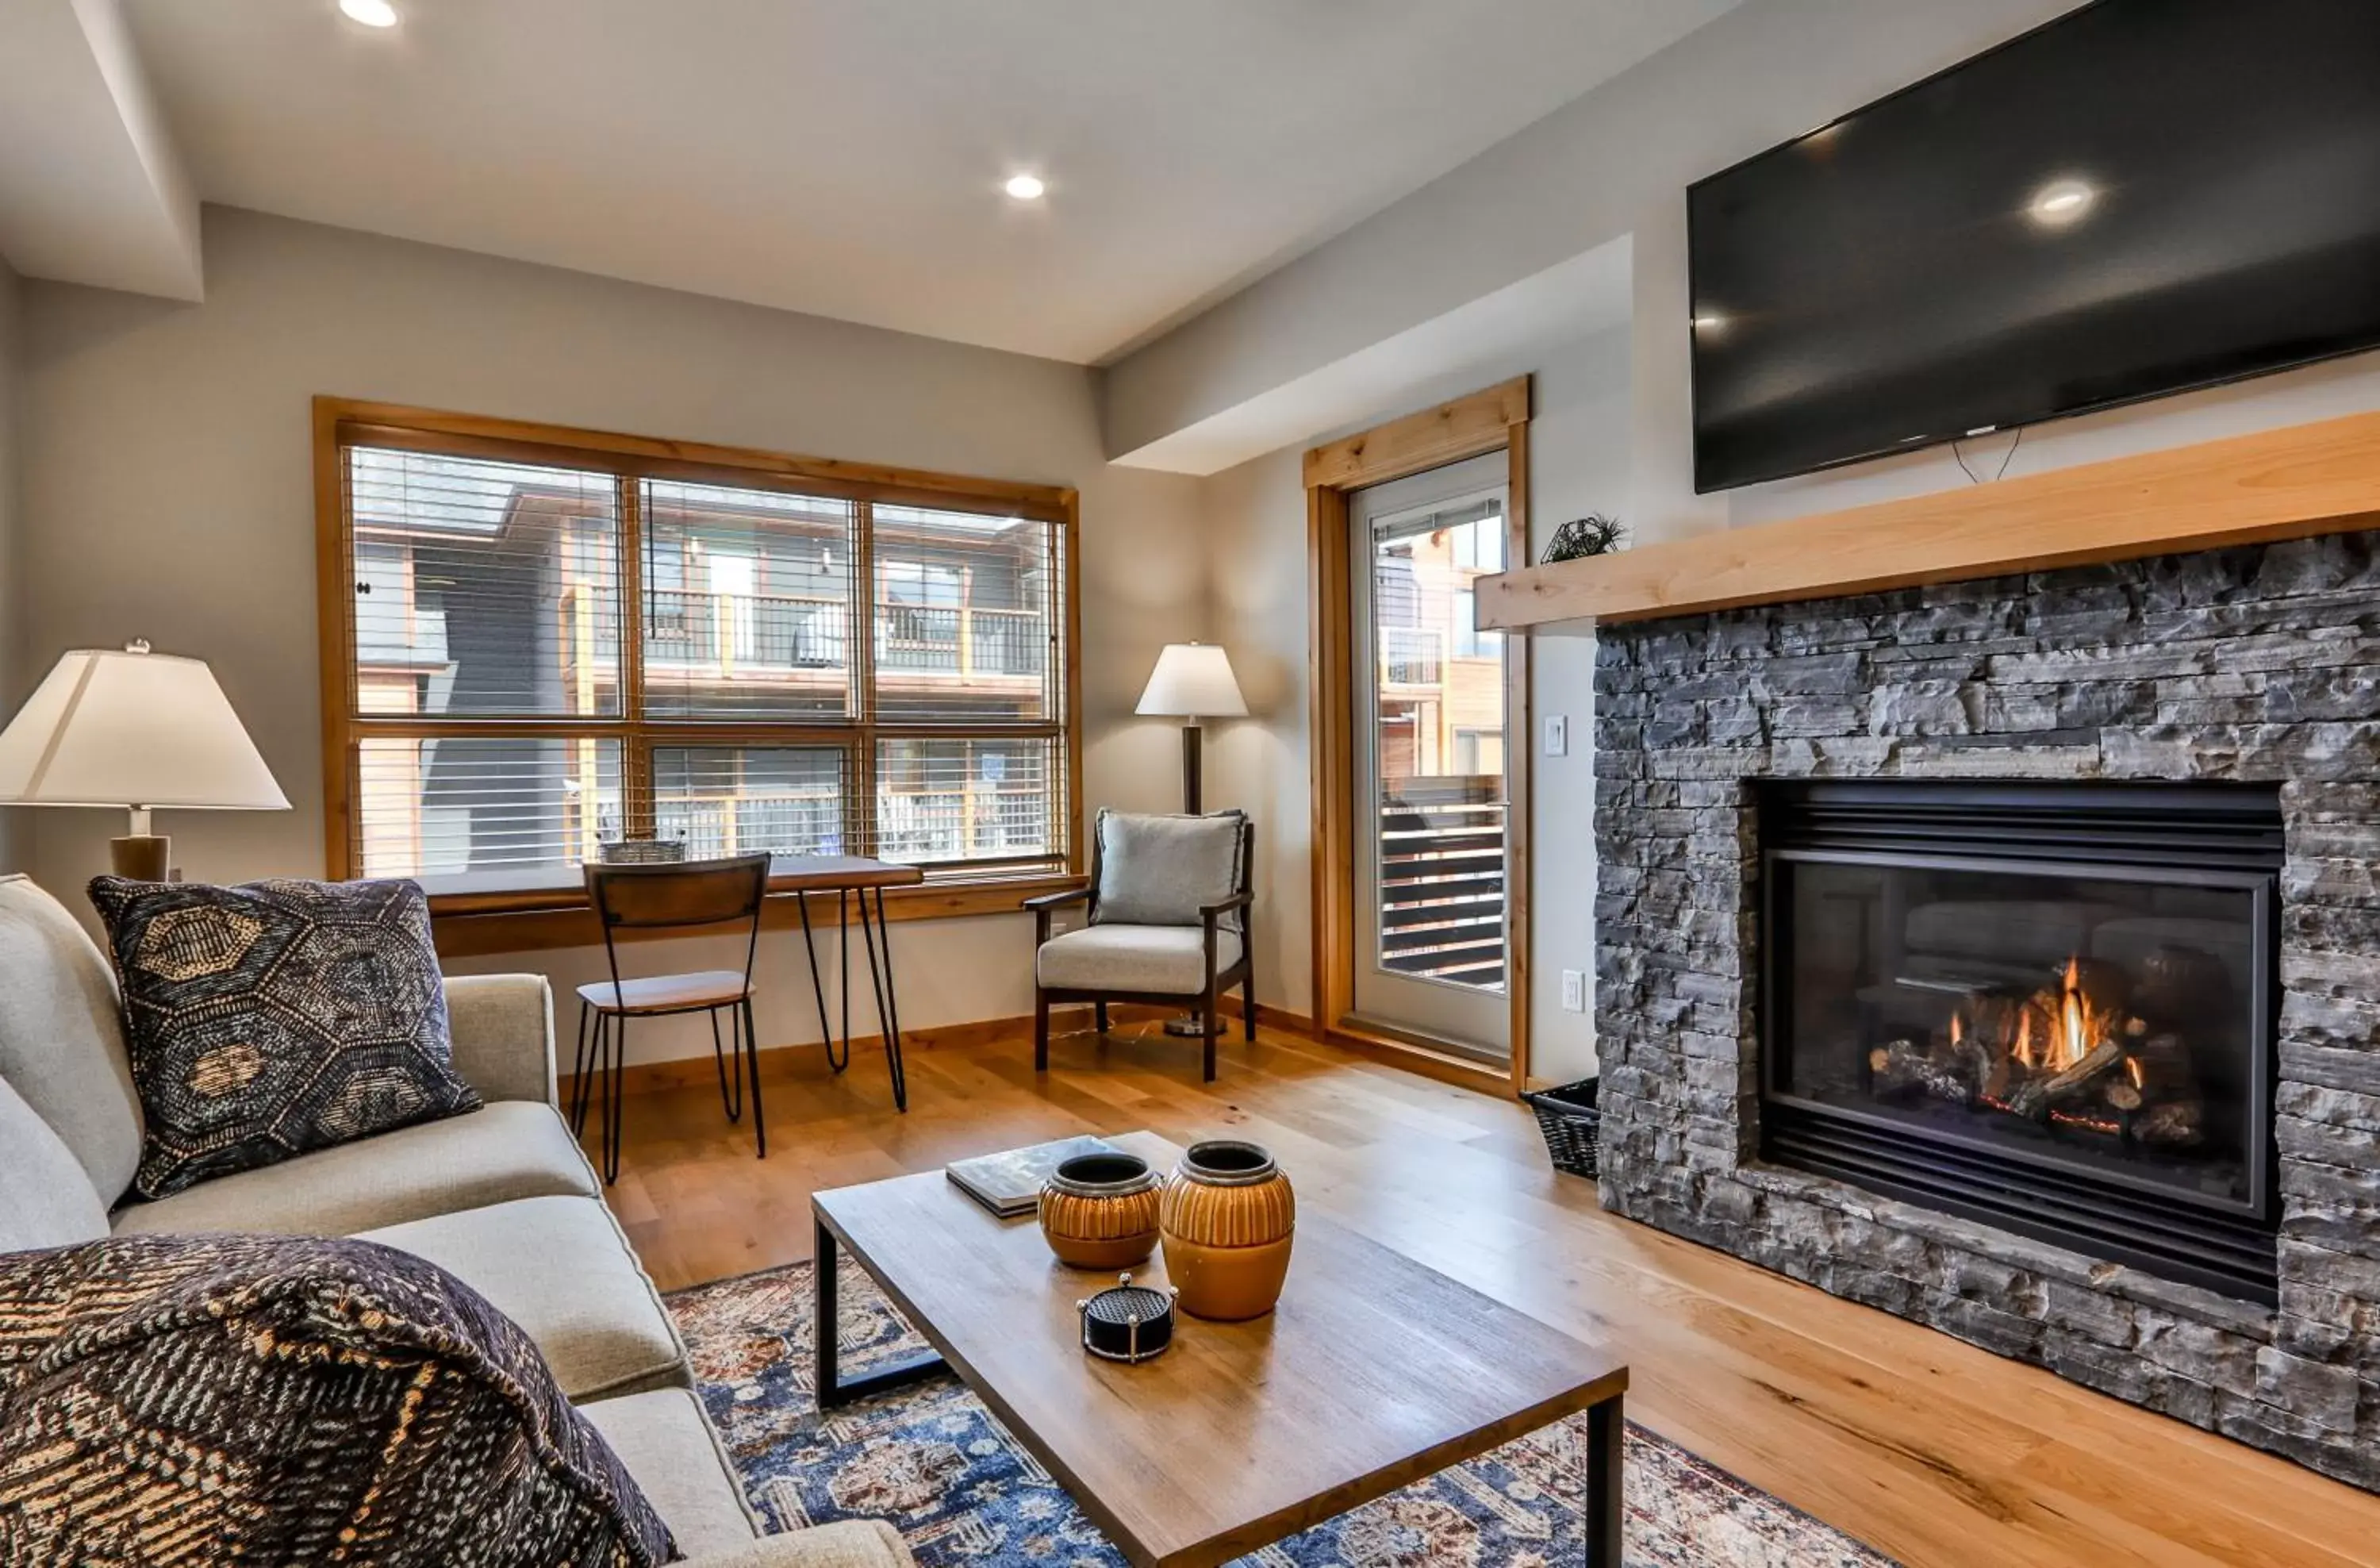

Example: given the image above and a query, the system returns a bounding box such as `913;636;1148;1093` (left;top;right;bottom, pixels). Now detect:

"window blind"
347;447;620;717
641;478;857;720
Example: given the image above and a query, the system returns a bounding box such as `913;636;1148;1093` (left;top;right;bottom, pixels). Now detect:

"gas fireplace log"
2132;1032;2197;1097
1868;1038;1974;1106
2104;1080;2144;1114
2006;1038;2123;1118
2135;1098;2205;1147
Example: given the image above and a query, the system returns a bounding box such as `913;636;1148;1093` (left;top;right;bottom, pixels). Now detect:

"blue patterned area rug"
667;1261;1899;1568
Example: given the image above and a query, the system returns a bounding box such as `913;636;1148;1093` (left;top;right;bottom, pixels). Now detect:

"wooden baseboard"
1318;1020;1514;1098
559;993;1320;1101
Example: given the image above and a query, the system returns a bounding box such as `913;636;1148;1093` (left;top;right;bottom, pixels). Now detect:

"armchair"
1029;811;1255;1082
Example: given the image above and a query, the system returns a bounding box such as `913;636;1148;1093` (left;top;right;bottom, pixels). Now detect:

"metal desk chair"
573;851;770;1184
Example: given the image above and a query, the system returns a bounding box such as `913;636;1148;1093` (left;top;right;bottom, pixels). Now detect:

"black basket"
1522;1078;1601;1179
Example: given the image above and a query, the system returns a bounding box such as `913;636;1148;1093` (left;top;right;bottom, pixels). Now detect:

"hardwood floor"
589;1020;2380;1568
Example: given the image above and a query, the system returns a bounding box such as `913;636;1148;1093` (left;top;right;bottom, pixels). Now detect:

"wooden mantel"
1477;409;2380;630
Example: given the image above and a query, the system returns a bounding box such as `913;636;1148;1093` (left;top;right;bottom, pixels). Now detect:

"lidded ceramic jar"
1038;1151;1162;1269
1158;1140;1295;1320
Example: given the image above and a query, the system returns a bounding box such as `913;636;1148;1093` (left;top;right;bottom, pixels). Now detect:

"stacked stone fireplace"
1592;531;2380;1489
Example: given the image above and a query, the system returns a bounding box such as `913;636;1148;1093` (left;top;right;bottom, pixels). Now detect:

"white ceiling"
110;0;1737;363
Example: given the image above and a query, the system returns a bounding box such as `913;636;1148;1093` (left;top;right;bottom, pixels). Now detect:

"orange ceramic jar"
1159;1140;1294;1320
1038;1151;1162;1269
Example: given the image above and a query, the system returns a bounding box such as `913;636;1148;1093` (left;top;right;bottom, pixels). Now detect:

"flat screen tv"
1687;0;2380;493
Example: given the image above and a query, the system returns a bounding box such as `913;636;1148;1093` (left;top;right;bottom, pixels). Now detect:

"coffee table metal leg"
1583;1393;1624;1566
812;1214;948;1409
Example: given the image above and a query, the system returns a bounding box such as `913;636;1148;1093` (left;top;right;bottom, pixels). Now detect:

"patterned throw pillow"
87;877;482;1201
0;1234;677;1566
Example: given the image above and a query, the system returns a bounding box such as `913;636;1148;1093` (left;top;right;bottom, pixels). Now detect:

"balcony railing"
640;784;1053;864
634;590;1045;679
1377;775;1506;992
1380;625;1443;687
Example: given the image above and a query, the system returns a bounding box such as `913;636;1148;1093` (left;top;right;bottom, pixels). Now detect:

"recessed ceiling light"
2028;179;2096;227
1004;174;1046;202
340;0;399;27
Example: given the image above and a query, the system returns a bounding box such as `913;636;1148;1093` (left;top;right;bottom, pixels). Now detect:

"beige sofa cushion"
691;1522;913;1568
0;1075;109;1251
0;876;143;1205
109;1100;596;1237
443;972;559;1105
1037;924;1241;995
579;1388;757;1559
359;1195;685;1401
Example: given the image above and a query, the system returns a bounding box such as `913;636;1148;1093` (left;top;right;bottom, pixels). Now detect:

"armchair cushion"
1037;924;1242;996
1090;810;1245;928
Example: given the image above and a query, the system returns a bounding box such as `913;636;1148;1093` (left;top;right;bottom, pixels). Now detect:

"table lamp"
1135;644;1246;815
0;640;290;880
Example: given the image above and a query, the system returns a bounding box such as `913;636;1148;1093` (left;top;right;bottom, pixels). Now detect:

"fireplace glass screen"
1760;782;2280;1300
1775;860;2259;1201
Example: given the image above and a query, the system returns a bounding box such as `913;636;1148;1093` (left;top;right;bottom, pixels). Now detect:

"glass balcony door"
1347;452;1511;1063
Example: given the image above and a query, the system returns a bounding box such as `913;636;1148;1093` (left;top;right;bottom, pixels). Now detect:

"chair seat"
578;971;753;1014
1036;924;1242;996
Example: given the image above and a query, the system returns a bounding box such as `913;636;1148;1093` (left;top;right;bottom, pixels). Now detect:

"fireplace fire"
1871;951;2216;1147
1758;781;2281;1301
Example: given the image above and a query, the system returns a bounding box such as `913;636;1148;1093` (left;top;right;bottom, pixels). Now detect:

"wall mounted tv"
1687;0;2380;494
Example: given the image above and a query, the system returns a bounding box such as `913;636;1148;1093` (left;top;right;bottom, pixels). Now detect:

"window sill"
428;871;1084;959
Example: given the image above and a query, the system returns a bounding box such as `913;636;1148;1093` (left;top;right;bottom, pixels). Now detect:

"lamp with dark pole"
0;640;290;879
1134;642;1246;815
1134;644;1246;1038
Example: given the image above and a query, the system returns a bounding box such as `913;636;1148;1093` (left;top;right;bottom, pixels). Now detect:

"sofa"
0;874;908;1568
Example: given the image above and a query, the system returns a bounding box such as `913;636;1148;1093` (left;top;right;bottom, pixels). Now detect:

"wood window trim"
313;396;1084;949
1303;376;1534;1096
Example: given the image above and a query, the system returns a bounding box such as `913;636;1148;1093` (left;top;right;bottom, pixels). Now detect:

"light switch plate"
1543;715;1568;756
1560;970;1584;1012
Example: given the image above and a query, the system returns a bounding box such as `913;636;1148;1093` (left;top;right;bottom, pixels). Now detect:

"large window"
318;402;1077;912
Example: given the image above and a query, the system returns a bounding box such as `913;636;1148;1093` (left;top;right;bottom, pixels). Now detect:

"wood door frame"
1303;376;1532;1097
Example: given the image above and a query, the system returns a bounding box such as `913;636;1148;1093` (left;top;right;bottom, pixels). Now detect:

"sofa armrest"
442;974;558;1106
680;1521;913;1568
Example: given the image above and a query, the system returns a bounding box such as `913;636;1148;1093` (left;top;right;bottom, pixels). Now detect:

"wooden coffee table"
811;1131;1629;1567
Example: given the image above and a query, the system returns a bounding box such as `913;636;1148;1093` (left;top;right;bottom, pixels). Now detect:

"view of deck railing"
635;590;1045;678
1380;625;1442;687
639;782;1052;863
1376;774;1506;992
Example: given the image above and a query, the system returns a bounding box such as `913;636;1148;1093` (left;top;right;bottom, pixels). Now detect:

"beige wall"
17;206;1206;1063
1203;326;1630;1083
0;259;21;873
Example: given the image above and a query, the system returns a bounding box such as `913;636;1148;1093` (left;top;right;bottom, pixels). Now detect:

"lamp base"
1162;1013;1208;1037
109;835;171;882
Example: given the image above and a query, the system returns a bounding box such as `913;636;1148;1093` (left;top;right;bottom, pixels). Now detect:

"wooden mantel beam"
1477;409;2380;631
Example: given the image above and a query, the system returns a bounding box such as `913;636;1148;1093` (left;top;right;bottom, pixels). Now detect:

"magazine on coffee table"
946;1135;1122;1217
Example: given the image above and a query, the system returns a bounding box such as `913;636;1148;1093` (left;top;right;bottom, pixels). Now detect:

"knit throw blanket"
0;1234;677;1566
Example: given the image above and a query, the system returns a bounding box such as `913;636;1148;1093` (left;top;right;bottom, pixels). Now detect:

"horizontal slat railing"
1376;775;1507;990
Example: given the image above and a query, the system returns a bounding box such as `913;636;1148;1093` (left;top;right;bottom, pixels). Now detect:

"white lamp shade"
0;647;290;811
1135;643;1247;719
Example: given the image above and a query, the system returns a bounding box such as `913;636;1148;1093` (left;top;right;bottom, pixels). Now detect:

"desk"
775;855;923;1111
